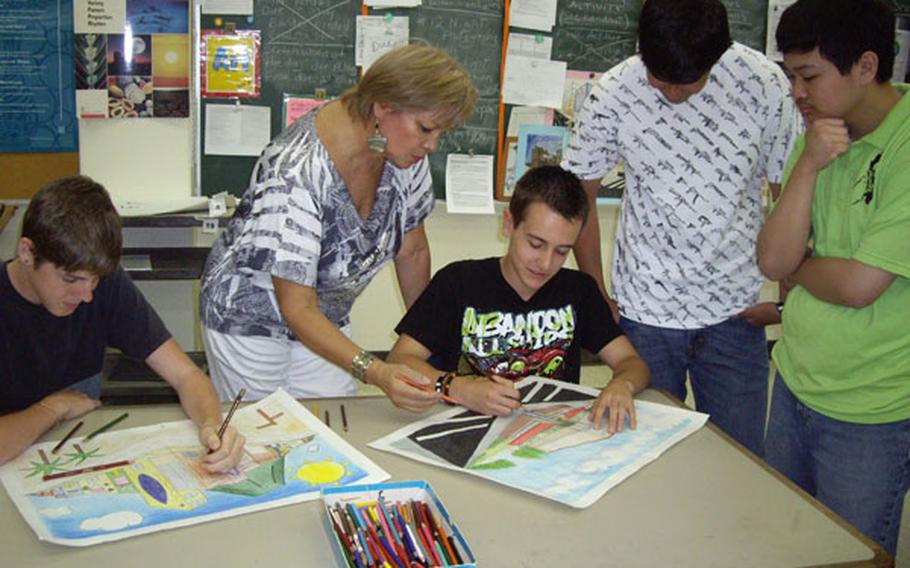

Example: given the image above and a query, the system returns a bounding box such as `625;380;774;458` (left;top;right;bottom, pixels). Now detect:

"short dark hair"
21;175;122;275
638;0;732;84
776;0;895;82
509;166;589;227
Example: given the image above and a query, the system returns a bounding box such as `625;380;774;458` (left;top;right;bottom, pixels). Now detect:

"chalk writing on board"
554;29;637;71
557;0;641;32
411;7;502;98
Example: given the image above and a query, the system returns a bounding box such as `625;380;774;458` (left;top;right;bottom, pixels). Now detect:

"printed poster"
73;0;190;118
0;390;389;546
0;0;77;152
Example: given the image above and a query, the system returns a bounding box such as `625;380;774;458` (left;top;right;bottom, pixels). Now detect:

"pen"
84;412;129;441
51;420;83;454
341;404;349;432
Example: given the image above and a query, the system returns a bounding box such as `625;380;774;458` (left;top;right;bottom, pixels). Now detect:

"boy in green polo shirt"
757;0;910;555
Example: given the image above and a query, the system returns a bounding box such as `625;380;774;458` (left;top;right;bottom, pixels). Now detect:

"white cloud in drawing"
80;511;143;532
40;506;72;518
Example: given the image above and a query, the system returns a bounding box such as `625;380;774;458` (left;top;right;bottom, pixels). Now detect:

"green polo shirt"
772;84;910;424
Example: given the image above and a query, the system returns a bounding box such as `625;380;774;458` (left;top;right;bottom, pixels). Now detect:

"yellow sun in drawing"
295;460;348;486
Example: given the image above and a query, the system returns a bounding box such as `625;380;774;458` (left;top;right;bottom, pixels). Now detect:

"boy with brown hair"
0;176;245;469
389;166;649;433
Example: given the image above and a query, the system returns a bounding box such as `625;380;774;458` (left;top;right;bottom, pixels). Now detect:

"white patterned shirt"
201;108;434;339
564;42;800;329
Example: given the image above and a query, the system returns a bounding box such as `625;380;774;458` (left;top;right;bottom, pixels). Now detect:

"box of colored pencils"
322;480;477;568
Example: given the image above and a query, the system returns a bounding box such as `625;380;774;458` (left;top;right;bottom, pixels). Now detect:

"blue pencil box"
322;480;477;567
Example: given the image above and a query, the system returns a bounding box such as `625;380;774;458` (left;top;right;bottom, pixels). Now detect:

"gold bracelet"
36;401;61;424
350;350;378;384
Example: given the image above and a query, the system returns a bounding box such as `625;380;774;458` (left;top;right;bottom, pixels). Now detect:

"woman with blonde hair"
200;45;477;409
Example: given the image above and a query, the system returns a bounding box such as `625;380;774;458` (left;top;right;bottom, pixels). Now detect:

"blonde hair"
340;44;478;129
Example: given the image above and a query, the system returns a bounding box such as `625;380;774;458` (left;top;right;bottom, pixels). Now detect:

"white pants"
201;325;358;401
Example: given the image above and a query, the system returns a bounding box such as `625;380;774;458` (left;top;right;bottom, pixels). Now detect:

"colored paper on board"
370;377;708;509
200;29;261;98
0;389;388;546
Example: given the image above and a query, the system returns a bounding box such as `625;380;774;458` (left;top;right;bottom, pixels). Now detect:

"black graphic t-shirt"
395;258;622;383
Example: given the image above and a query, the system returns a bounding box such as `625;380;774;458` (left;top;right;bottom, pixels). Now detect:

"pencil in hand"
208;388;245;454
396;375;458;405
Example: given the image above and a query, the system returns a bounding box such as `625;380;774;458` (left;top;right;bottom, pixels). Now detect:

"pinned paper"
355;15;409;70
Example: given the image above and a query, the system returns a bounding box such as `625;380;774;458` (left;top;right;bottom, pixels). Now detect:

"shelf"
121;247;211;280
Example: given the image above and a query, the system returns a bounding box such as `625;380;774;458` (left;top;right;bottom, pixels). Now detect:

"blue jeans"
620;316;768;456
67;373;102;399
766;373;910;556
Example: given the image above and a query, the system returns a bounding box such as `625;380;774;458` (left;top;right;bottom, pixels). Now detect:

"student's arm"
145;339;245;473
0;391;99;465
790;257;896;308
588;336;650;434
758;119;850;280
574;179;608;295
394;222;431;309
273;277;439;412
388;334;521;416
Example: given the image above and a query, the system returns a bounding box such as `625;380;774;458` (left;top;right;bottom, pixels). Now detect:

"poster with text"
0;0;77;152
73;0;190;118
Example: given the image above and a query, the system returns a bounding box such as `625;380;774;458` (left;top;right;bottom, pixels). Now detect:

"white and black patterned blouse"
564;42;801;329
200;108;434;339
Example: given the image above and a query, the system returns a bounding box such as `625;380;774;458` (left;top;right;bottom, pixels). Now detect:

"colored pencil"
51;420;83;454
42;459;131;482
447;536;464;565
84;412;129;441
325;409;331;428
217;388;246;439
396;375;458;405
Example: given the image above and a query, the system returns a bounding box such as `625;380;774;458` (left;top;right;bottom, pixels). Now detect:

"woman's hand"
368;361;440;413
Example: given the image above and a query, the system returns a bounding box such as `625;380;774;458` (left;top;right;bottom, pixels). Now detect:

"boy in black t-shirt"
0;176;245;469
389;166;650;433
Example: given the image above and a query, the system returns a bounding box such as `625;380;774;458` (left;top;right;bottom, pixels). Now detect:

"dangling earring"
367;122;388;153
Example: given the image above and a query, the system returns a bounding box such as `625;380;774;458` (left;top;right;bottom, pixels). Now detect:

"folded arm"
790;256;895;308
758;119;850;280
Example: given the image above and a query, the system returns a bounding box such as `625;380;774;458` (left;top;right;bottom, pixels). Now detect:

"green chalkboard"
199;0;502;199
198;1;782;199
199;0;361;197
